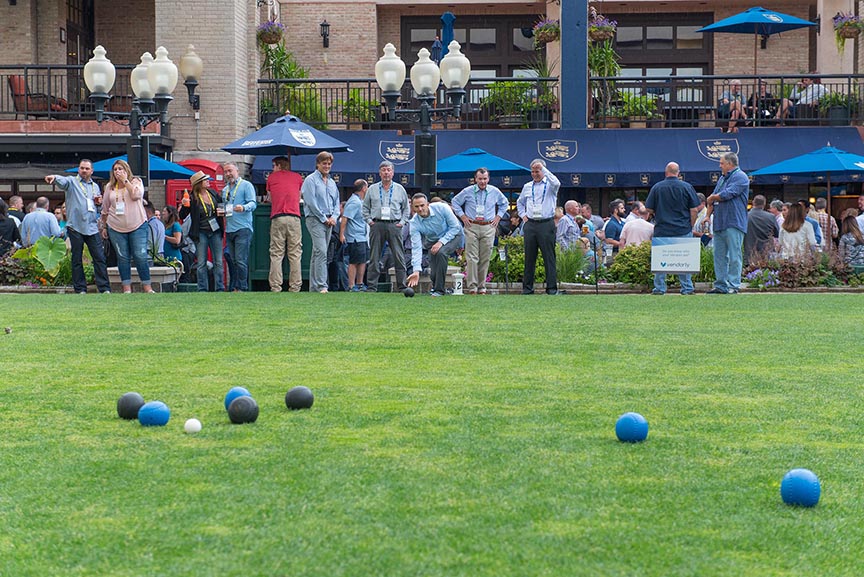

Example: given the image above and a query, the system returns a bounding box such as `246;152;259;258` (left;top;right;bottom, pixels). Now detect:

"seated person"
746;81;778;123
777;74;826;120
717;79;747;133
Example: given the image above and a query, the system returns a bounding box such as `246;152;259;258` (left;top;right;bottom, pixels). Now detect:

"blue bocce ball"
615;412;649;443
224;386;251;411
781;468;821;507
138;401;171;427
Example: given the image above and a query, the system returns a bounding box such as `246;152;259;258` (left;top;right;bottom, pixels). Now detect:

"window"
611;13;712;76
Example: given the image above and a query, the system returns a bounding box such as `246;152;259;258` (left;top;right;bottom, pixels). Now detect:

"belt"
271;213;300;219
373;218;397;222
470;219;494;225
528;217;553;223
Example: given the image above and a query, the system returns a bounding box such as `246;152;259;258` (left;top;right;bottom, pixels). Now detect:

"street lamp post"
84;45;200;189
374;41;470;197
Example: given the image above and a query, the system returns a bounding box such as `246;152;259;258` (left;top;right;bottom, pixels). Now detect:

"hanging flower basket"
588;12;617;44
589;26;615;42
257;21;285;45
532;18;560;49
839;25;859;39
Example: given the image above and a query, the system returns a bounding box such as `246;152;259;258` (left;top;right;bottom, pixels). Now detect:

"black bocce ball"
403;287;415;298
117;392;146;420
228;395;259;424
285;386;314;410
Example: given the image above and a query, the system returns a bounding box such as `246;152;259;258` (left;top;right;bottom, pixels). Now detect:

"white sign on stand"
452;273;464;295
650;237;701;274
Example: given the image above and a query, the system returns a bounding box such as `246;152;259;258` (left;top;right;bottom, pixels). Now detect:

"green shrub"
693;246;715;283
487;236;545;284
607;242;652;285
556;245;592;283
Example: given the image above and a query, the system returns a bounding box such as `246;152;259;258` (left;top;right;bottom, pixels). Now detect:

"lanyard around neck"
531;179;547;204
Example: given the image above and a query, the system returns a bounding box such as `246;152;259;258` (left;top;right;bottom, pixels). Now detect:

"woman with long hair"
179;171;224;291
839;215;864;266
0;198;22;255
161;205;183;263
778;203;816;260
100;159;153;293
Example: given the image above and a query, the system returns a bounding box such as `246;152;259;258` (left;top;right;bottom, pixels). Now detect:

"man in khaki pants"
266;156;304;292
451;168;509;294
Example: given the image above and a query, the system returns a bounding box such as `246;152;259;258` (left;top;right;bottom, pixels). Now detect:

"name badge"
532;205;542;219
115;201;126;216
225;203;234;217
380;206;392;220
86;198;95;213
207;217;219;232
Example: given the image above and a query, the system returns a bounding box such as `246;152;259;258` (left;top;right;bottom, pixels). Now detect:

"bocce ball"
285;386;314;410
184;418;202;434
138;401;171;426
224;386;251;411
117;392;146;420
228;396;259;424
781;468;821;507
615;412;649;443
403;287;415;298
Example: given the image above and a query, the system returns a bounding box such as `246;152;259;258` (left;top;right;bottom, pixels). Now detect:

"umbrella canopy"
440;12;456;58
696;7;816;75
221;115;353;156
405;148;530;179
66;154;195;180
750;145;864;216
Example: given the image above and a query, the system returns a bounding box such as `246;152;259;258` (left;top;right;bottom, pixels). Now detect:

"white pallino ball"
184;418;202;434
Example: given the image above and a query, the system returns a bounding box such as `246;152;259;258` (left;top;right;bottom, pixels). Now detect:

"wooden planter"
838;26;859;39
258;31;284;45
589;27;615;42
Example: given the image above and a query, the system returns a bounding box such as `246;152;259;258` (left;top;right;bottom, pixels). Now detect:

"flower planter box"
107;266;180;293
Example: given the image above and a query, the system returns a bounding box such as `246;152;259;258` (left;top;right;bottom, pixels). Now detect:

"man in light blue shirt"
406;194;463;297
451;167;508;295
301;151;340;293
706;151;749;294
340;179;369;291
361;160;411;292
20;197;61;247
45;160;111;293
516;159;561;295
221;162;257;291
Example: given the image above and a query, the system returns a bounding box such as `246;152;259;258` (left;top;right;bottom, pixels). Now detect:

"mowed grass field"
1;292;862;577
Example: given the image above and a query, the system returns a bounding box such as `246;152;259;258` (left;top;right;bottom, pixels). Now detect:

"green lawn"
1;293;862;577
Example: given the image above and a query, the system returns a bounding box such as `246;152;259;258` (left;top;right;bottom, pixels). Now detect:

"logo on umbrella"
289;129;317;147
763;14;783;23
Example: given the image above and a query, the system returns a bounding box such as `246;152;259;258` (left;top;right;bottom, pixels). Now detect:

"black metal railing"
257;76;560;130
591;74;864;129
1;64;134;120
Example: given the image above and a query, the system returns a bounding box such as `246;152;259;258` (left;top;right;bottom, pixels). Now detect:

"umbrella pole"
753;27;758;76
827;174;832;251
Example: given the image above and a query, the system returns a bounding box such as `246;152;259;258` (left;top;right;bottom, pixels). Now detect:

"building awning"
250;126;864;189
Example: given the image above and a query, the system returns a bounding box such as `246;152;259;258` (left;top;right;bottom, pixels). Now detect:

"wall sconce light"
759;34;768;49
179;44;204;111
320;20;330;48
9;0;17;5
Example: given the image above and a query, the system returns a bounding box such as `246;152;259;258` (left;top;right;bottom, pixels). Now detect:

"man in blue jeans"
221;162;256;291
706;152;749;294
645;162;700;295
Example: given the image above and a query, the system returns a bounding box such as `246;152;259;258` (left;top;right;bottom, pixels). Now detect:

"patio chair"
8;75;68;119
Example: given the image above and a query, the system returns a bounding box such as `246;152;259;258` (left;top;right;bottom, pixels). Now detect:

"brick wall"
0;0;36;64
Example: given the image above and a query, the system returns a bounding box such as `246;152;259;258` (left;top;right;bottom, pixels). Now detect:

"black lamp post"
84;45;201;189
374;41;471;197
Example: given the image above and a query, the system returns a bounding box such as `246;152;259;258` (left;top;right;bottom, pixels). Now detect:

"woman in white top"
778;203;816;260
100;159;153;293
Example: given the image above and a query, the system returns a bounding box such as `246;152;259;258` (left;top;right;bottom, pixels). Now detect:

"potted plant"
330;88;381;129
588;39;621;126
532;18;560;49
833;12;861;55
819;91;858;126
588;7;617;43
257;20;285;46
483;81;532;127
619;92;659;128
259;42;328;128
524;53;558;128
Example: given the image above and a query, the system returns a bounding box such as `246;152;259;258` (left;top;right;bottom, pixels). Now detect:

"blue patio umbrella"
430;37;443;65
750;145;864;216
406;147;530;179
440;12;456;58
696;7;816;75
66;154;195;180
221;114;352;156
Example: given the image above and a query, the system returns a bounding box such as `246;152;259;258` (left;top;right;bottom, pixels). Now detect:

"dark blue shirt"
645;177;700;237
604;216;624;242
804;216;822;246
711;168;749;233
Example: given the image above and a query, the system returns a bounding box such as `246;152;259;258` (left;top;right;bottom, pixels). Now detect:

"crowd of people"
716;73;829;133
2;149;864;295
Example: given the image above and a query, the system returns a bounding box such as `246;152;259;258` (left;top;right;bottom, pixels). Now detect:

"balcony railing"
592;74;864;129
257;76;560;130
1;64;135;121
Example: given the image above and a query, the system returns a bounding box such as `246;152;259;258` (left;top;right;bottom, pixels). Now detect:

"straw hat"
190;171;210;187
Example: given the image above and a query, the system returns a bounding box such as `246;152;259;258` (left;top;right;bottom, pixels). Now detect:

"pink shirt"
103;178;147;233
620;218;654;247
